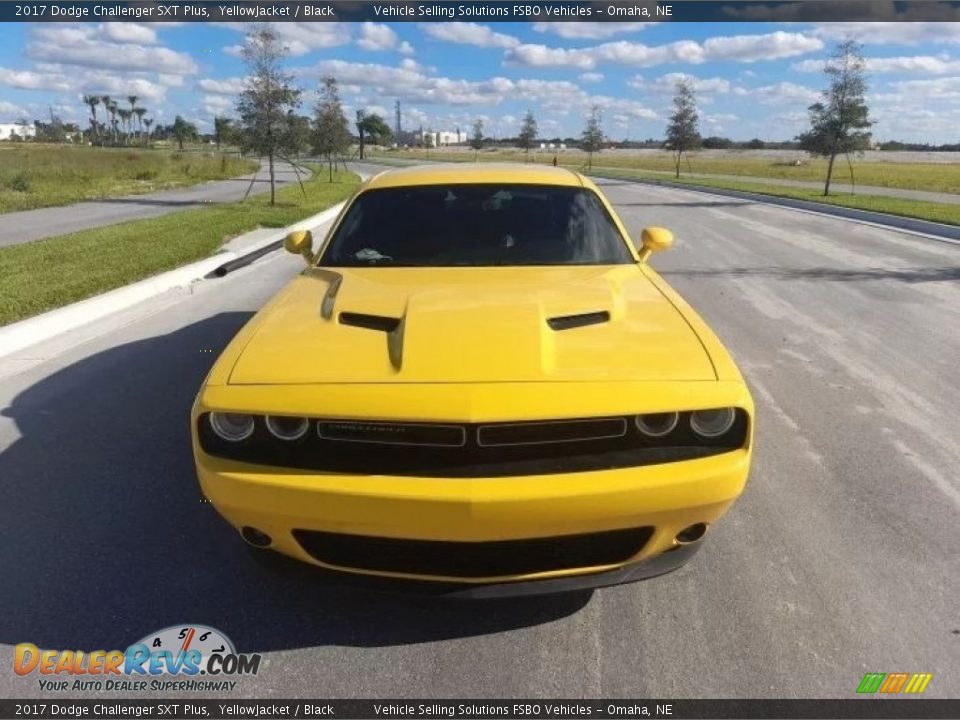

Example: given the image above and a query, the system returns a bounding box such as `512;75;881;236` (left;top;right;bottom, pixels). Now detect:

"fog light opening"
675;523;708;544
241;526;272;548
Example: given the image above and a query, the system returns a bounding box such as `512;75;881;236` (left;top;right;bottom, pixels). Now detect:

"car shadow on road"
0;313;590;654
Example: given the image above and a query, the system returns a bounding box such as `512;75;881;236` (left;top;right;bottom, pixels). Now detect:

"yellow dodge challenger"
192;164;754;597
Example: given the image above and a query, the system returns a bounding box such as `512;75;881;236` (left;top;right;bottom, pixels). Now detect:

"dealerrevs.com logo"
14;624;261;693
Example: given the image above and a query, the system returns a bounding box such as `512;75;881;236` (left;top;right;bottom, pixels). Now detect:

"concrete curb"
0;201;346;361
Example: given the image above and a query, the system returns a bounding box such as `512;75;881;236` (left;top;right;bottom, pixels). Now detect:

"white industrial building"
421;129;467;147
0;122;36;141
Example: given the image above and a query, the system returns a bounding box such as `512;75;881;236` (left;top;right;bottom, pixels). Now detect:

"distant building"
420;129;467;147
0;122;37;141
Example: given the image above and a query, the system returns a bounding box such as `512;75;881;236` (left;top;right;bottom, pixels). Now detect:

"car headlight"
635;412;679;438
690;408;736;438
265;415;310;441
209;412;255;442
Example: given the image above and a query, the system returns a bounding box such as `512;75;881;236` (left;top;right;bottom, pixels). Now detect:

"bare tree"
518;110;538;161
581;105;605;171
798;38;873;196
311;76;351;181
665;79;701;178
236;25;302;205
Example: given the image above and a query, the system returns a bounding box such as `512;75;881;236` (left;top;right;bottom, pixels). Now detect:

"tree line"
466;38;877;197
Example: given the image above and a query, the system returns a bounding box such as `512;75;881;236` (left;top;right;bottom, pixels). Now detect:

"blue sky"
0;20;958;142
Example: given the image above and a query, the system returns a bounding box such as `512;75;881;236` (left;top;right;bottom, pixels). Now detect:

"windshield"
318;184;635;267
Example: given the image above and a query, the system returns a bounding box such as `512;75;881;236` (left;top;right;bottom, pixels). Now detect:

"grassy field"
370;149;960;227
588;167;960;227
0;167;359;325
372;147;960;194
0;144;258;213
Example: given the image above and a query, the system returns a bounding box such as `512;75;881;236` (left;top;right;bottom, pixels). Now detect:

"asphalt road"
0;158;305;248
1;172;958;699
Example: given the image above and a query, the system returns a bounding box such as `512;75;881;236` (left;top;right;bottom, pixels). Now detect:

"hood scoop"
547;311;610;331
339;312;401;333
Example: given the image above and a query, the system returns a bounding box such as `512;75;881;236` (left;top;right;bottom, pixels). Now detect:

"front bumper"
194;447;749;593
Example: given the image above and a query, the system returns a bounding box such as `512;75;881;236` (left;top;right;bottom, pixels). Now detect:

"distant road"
0;159;306;248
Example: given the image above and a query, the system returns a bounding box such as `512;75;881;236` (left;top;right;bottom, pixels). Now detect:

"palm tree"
104;99;118;144
134;107;147;144
143;118;153;145
118;108;132;145
83;95;100;142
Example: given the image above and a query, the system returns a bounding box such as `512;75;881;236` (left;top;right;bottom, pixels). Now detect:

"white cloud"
421;22;520;49
223;45;244;58
357;23;400;52
214;22;350;56
628;73;732;94
158;74;186;87
884;76;960;100
0;100;26;119
813;22;960;46
504;44;596;69
202;94;234;117
794;54;960;74
98;23;157;45
506;32;823;69
579;72;605;84
27;26;197;75
532;22;655;40
701;31;824;62
398;41;415;56
197;77;246;95
0;67;71;91
736;81;821;106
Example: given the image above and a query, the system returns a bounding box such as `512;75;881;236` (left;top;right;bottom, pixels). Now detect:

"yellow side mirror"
284;230;314;264
638;226;674;263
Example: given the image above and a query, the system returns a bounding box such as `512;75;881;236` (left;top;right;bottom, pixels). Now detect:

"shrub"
9;173;31;192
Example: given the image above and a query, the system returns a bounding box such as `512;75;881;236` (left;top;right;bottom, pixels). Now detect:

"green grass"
372;147;960;194
0;167;359;325
0;144;258;213
587;167;960;227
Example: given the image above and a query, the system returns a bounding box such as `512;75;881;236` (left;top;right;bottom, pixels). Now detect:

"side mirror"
285;230;314;264
638;226;674;263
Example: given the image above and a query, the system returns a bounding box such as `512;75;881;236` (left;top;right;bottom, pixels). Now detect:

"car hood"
228;265;716;385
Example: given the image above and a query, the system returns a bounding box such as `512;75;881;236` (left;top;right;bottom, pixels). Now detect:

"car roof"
365;163;586;190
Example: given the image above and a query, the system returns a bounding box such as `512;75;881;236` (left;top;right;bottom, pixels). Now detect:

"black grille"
292;527;654;578
477;418;626;446
319;421;465;446
197;411;748;477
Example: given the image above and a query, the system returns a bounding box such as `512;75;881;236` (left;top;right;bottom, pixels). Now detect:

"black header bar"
2;699;960;720
2;1;959;23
